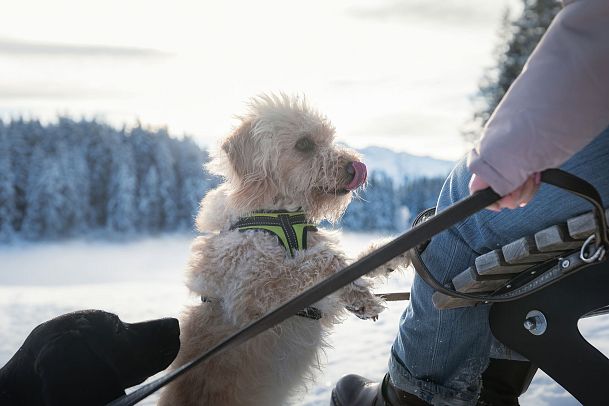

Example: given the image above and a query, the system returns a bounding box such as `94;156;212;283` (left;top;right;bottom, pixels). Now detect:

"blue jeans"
389;129;609;405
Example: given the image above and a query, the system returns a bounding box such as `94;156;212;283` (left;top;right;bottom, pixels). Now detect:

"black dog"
0;310;180;406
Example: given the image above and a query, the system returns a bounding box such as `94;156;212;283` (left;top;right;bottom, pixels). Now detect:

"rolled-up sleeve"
467;0;609;196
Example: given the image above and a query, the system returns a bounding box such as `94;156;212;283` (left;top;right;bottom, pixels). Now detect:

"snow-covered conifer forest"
0;118;449;243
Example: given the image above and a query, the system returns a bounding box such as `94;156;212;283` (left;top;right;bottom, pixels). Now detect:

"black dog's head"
0;310;180;406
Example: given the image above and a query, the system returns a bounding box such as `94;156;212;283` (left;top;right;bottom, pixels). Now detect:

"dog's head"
4;310;180;405
209;93;367;222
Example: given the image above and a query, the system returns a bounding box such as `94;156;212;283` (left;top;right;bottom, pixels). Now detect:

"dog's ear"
34;332;125;406
221;120;256;179
222;120;278;210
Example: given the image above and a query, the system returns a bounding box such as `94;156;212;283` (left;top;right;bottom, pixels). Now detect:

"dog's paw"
345;296;386;321
360;239;411;279
383;252;411;274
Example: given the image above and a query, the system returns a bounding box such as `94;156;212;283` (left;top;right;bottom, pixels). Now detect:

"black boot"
331;374;431;406
477;359;537;406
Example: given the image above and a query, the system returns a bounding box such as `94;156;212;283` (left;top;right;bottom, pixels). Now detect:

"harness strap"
202;296;322;321
230;211;317;257
295;307;323;320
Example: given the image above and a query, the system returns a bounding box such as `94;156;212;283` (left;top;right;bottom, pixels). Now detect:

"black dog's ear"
34;332;125;406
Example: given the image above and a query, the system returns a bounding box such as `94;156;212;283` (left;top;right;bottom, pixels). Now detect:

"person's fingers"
518;177;539;207
516;174;541;207
501;191;520;209
469;173;489;194
469;172;540;212
512;179;530;207
469;174;502;211
488;202;502;212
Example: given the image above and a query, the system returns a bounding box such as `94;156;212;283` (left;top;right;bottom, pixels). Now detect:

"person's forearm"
468;0;609;196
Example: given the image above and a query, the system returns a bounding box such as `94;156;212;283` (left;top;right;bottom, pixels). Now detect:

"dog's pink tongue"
345;161;367;191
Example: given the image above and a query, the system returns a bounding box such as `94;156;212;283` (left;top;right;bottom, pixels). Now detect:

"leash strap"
107;184;501;406
202;296;323;320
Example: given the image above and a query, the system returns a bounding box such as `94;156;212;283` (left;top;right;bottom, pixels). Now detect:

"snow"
358;146;455;185
1;234;605;405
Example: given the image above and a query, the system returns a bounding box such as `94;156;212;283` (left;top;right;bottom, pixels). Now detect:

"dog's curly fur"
158;94;410;406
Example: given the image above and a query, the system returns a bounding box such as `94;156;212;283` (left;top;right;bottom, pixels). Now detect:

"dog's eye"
295;137;315;152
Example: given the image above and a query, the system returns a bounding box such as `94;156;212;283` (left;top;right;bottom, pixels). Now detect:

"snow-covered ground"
1;233;607;405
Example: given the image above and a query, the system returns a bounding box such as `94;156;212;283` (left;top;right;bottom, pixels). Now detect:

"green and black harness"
229;210;318;257
203;210;323;320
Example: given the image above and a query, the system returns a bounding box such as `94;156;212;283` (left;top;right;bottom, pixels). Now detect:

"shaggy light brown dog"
158;94;409;406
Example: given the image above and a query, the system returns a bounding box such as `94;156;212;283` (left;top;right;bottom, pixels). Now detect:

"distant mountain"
357;146;454;184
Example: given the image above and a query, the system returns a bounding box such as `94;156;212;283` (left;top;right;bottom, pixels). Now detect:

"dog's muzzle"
344;161;367;191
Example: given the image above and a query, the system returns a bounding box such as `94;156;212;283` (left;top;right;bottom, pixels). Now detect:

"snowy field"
1;233;607;405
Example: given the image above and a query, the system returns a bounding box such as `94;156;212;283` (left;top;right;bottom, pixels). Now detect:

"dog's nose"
344;161;367;191
346;162;356;177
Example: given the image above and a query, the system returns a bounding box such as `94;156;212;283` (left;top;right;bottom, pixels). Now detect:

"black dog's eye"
295;137;315;152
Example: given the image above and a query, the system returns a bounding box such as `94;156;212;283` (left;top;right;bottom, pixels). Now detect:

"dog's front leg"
221;252;345;328
357;237;411;279
339;238;411;320
340;278;386;321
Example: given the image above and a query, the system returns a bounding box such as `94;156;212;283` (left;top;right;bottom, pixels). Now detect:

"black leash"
107;185;501;406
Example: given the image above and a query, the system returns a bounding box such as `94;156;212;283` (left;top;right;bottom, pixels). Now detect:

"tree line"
0;118;217;242
0;118;447;242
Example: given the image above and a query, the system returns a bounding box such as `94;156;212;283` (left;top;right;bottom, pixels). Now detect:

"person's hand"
469;172;541;211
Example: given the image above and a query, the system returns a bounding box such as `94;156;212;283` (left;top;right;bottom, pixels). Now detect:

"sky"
0;0;519;160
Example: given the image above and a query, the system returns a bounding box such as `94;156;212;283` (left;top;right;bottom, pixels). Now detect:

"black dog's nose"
118;317;181;388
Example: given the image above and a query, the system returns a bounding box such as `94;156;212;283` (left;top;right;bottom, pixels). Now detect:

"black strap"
295;307;323;320
409;168;608;304
541;168;608;247
106;185;501;406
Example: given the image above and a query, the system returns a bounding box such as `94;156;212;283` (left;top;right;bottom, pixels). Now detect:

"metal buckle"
580;234;607;263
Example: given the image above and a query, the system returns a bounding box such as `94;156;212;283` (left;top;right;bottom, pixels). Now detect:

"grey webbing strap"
107;186;501;406
541;169;608;247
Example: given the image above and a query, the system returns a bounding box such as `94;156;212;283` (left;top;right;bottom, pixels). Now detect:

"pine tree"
20;128;85;239
463;0;561;141
83;121;114;228
173;137;217;229
0;123;17;242
9;119;45;233
21;139;63;239
342;171;397;231
365;172;397;230
151;129;179;230
56;118;90;235
106;134;137;234
397;176;445;226
137;166;162;232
